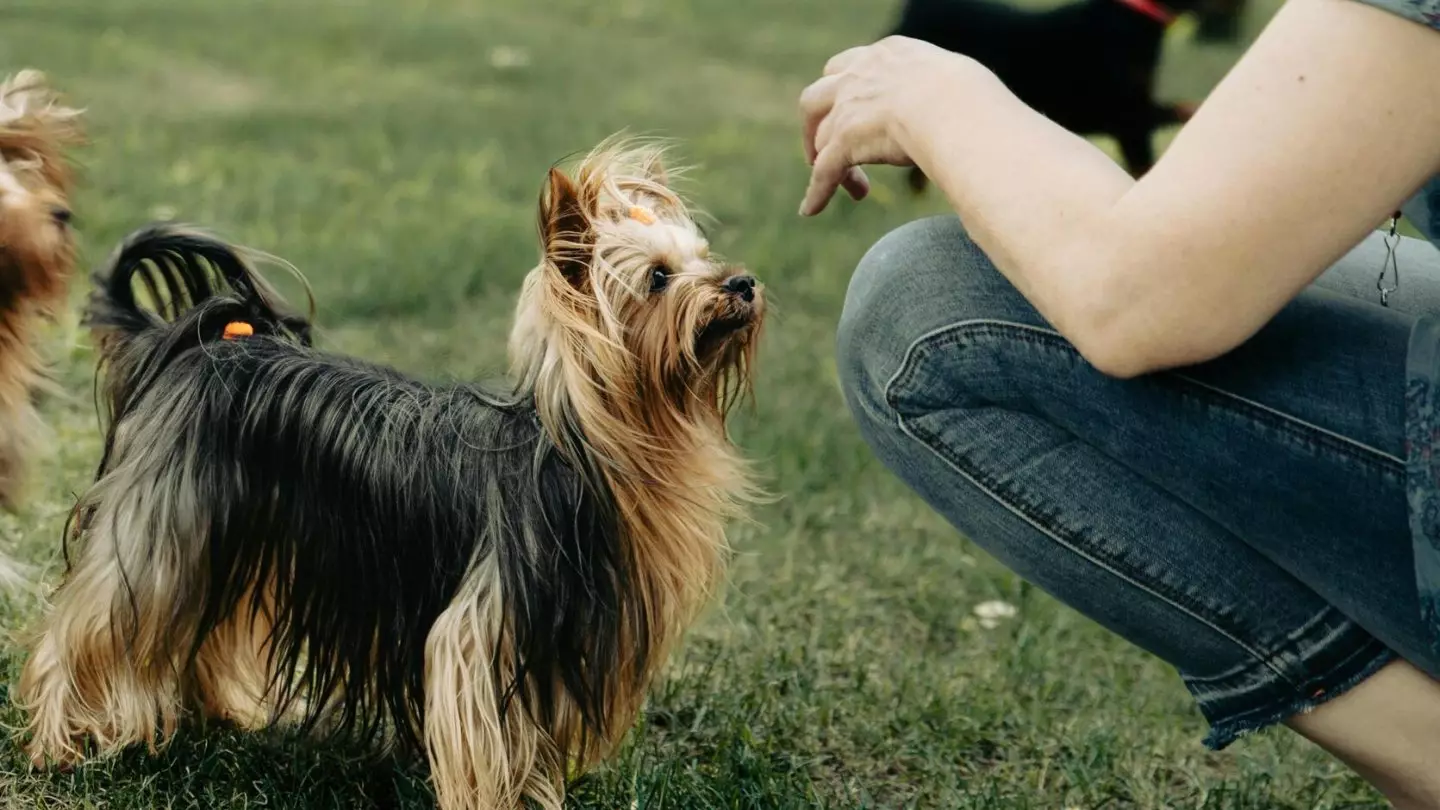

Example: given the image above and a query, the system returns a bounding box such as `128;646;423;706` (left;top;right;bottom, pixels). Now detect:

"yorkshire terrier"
18;140;763;809
0;69;81;584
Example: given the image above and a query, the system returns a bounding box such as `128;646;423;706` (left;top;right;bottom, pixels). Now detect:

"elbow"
1034;235;1265;379
1069;329;1179;380
1061;290;1239;381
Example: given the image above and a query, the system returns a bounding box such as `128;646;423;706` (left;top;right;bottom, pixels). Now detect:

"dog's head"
0;70;81;309
511;138;764;429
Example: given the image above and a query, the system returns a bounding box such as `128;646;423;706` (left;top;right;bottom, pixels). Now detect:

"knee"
835;215;994;426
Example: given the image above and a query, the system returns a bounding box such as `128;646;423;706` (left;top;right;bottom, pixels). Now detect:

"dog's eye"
649;265;670;293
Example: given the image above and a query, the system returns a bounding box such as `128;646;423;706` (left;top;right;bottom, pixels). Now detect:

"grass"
0;0;1389;807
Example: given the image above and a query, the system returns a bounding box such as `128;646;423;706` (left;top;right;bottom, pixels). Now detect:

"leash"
1113;0;1178;26
1378;211;1403;307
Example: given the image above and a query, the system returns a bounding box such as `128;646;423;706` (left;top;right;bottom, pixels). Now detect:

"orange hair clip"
627;206;656;226
222;321;254;340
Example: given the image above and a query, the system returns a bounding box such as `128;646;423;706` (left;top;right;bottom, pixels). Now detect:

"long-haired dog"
0;69;81;586
19;140;763;809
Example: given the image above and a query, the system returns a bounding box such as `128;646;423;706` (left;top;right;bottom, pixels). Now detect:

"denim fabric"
1356;0;1440;662
1407;173;1440;657
1405;177;1440;243
837;216;1440;746
1408;317;1440;660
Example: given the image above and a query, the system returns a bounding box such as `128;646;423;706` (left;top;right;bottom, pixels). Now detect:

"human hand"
798;36;974;216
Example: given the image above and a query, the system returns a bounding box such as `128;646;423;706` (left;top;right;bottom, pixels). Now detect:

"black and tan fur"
18;139;763;810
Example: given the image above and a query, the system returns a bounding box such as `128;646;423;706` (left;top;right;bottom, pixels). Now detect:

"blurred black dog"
892;0;1246;190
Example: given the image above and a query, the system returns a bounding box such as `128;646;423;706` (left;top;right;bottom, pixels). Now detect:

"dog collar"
1114;0;1177;25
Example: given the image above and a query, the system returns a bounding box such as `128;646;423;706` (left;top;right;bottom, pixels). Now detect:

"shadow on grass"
1;721;435;809
1;647;842;810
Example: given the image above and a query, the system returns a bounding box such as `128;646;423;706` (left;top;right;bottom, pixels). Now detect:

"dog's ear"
0;71;83;141
539;167;590;287
641;151;669;187
0;70;83;190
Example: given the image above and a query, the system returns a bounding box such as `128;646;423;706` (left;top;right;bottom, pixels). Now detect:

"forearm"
801;0;1440;376
892;68;1147;371
891;0;1440;377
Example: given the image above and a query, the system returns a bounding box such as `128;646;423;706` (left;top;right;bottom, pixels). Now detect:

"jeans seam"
883;319;1308;688
1197;636;1390;723
1201;643;1396;751
1171;373;1403;467
1180;605;1340;685
890;319;1402;478
1184;613;1372;703
892;410;1295;687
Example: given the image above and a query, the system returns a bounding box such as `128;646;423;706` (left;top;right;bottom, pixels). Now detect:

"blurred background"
0;0;1391;807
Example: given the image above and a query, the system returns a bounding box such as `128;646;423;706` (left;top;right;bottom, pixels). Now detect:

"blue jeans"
836;215;1440;748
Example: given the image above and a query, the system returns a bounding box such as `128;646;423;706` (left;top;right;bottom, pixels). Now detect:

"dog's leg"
0;427;35;639
906;166;930;194
423;559;564;810
19;477;199;766
19;548;186;766
0;344;44;510
1116;130;1157;177
193;588;277;730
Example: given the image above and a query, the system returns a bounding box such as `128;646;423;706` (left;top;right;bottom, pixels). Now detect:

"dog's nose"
50;207;71;226
723;274;756;302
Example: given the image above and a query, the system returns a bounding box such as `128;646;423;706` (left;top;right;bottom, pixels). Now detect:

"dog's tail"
84;223;314;431
87;223;312;353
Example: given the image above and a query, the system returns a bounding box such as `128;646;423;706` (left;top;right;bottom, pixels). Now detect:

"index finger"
800;144;852;216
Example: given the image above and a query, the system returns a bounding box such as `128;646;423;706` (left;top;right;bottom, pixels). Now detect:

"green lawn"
0;0;1388;807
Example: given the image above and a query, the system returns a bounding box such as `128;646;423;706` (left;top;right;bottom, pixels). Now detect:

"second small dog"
0;69;81;586
20;139;763;810
891;0;1244;190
